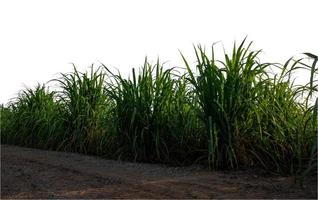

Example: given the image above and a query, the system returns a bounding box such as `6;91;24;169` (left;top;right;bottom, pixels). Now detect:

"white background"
0;0;317;104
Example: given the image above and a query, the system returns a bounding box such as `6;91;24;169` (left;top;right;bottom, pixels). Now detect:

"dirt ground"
1;145;317;199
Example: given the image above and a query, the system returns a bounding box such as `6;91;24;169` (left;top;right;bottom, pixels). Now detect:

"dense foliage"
1;40;317;178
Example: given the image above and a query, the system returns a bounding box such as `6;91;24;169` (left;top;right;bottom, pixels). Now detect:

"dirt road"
1;144;317;199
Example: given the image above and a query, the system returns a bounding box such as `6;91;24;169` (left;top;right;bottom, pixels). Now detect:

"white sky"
0;0;317;104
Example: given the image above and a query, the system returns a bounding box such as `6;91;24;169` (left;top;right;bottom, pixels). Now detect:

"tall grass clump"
247;52;318;175
53;65;110;154
181;39;317;174
1;84;64;149
104;59;204;163
181;39;270;169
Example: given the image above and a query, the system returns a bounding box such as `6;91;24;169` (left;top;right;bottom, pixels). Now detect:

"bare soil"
1;144;317;199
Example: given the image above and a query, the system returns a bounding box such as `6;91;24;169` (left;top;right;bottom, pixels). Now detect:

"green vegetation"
1;40;317;178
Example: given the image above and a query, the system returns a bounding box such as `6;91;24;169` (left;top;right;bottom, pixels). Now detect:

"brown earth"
1;144;317;199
